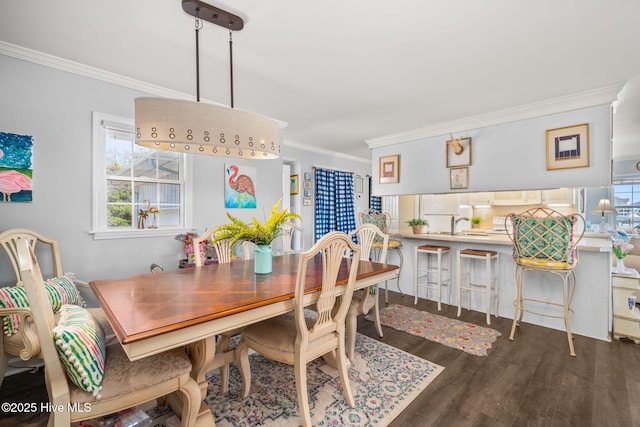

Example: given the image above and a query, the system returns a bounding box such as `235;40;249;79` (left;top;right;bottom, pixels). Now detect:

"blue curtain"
370;195;382;212
314;168;357;241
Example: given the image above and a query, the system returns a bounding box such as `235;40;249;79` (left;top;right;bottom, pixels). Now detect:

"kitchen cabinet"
492;190;541;206
612;274;640;343
468;192;494;207
541;188;575;205
469;190;542;206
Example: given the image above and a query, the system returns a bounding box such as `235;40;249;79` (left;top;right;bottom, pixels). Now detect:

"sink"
458;231;489;236
428;231;453;235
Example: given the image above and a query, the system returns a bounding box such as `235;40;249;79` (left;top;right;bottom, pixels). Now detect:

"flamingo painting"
0;170;32;202
0;132;33;202
225;164;257;208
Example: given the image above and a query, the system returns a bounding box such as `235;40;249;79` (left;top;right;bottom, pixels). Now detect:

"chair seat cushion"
242;312;333;355
517;257;570;269
70;342;193;403
373;239;402;249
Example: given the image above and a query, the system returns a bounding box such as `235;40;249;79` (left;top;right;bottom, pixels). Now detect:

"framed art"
304;189;311;197
303;198;311;206
290;175;299;195
304;172;312;180
446;137;472;168
379;154;400;184
450;167;468;189
354;176;363;193
226;163;257;208
303;180;312;189
546;123;590;170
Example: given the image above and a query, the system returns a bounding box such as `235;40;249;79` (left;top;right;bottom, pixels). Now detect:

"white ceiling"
1;0;639;160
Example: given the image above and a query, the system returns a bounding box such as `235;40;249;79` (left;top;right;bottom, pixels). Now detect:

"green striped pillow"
0;273;85;336
53;304;106;398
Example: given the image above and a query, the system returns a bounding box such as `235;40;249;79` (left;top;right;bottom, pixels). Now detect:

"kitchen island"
388;231;612;341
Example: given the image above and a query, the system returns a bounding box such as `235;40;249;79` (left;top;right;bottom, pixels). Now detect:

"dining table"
89;253;399;427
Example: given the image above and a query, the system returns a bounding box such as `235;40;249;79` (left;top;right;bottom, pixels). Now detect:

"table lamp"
591;198;616;232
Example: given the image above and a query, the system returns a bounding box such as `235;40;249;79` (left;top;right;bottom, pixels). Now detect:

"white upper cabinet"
491;190;542;206
541;188;575;205
469;192;495;206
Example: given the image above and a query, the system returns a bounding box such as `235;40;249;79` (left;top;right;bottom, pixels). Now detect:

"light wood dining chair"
358;209;403;305
16;238;201;427
346;223;388;360
192;228;243;392
276;221;304;254
0;228;114;387
236;231;361;427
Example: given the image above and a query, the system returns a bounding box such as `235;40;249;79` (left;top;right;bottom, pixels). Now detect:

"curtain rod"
312;165;354;173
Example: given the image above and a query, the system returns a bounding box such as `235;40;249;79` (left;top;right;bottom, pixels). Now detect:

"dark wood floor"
2;290;640;426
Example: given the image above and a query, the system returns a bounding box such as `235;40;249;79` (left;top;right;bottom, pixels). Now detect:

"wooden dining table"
89;253;399;426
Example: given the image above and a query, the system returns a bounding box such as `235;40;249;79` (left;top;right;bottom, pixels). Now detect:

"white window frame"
90;112;193;240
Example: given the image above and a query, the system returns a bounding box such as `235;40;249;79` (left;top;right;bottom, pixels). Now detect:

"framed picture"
304;189;311;197
303;198;312;206
290;175;299;195
304;172;312;180
354;176;363;193
450;167;468;189
446;137;472;168
546;123;590;170
379;154;400;184
303;180;312;189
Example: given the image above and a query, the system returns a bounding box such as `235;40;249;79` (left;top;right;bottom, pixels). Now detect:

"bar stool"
506;208;585;357
414;244;451;310
457;248;499;325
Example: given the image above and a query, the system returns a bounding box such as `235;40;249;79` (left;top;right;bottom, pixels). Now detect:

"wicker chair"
506;207;585;356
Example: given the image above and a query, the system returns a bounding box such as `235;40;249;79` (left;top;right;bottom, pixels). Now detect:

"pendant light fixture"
135;0;280;159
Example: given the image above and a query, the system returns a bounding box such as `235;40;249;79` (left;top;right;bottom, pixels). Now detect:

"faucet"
451;216;470;234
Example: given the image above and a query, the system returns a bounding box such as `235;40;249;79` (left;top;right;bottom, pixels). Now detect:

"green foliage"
405;218;428;226
471;216;482;224
213;199;302;247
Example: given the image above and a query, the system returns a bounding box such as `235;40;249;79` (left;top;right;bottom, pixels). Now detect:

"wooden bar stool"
414;244;452;310
457;248;499;325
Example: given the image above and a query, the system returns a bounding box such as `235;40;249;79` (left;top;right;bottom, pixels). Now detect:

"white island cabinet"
391;232;612;341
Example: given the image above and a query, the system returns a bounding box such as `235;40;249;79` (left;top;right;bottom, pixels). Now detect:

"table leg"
187;337;218;396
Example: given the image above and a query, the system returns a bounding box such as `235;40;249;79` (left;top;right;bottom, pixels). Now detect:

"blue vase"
254;244;273;274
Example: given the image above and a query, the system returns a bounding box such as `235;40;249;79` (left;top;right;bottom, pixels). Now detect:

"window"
91;112;192;239
613;179;640;230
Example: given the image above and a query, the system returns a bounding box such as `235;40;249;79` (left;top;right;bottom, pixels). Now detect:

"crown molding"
0;41;288;129
365;84;623;149
283;139;371;164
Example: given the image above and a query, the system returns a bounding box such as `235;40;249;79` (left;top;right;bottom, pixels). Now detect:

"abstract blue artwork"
0;132;33;202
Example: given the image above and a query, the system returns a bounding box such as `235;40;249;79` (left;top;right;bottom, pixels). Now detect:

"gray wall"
0;54;371;291
371;105;612;196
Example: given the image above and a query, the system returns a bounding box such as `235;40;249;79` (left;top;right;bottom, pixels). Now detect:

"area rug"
149;333;443;426
366;304;501;356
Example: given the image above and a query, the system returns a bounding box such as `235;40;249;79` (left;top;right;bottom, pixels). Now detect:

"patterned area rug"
366;304;501;356
150;333;443;426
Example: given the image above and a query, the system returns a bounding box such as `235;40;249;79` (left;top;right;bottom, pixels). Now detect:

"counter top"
392;231;611;252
